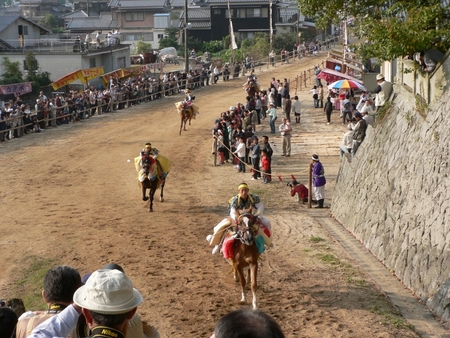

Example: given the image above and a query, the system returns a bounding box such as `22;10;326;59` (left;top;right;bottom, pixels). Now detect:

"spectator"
374;73;393;111
292;95;301;123
250;136;261;180
267;103;277;134
260;148;270;184
233;136;246;173
284;94;291;121
16;265;83;338
324;96;333;124
269;50;276;66
0;307;18;338
341;98;352;124
211;308;285;338
352;112;367;156
318;84;324;108
290;180;309;204
279;117;292;157
310;154;326;208
339;123;354;161
261;135;273;182
310;85;319;108
29;269;144;338
362;109;375;127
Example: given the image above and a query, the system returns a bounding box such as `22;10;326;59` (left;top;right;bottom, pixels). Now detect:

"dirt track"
0;56;432;337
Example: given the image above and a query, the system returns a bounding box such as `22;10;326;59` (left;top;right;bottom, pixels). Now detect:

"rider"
206;183;272;254
138;143;166;182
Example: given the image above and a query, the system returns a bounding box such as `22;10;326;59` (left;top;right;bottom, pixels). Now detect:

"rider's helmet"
144;143;152;153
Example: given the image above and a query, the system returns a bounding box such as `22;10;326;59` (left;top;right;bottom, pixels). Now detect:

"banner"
0;82;32;96
230;20;238;50
51;67;104;90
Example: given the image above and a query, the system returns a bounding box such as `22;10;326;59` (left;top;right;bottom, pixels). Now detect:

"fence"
396;49;450;104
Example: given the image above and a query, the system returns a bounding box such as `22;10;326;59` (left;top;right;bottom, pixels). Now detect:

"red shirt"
260;155;270;171
291;184;308;199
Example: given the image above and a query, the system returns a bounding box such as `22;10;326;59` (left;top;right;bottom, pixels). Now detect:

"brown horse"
230;213;260;309
138;157;166;212
180;106;194;135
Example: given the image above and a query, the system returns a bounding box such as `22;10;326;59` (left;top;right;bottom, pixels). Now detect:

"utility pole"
184;0;189;74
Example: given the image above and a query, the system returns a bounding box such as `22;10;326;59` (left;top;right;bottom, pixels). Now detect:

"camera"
0;299;5;307
287;182;293;188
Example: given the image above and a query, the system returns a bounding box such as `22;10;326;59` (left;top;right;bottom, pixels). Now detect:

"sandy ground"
0;55;421;337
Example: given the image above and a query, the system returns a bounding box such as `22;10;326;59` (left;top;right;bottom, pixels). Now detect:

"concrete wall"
330;82;450;322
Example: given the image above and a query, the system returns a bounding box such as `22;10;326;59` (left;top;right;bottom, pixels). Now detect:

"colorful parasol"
328;79;366;91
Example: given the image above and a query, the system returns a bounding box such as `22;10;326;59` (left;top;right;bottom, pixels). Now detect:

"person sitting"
28;269;144;338
211;308;285;338
289;180;308;204
138;143;159;182
16;266;83;338
206;183;272;254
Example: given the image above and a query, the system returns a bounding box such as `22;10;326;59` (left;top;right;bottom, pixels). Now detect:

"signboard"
0;82;32;96
51;67;104;90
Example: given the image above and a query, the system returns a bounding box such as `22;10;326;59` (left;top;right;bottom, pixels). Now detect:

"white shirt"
28;305;80;338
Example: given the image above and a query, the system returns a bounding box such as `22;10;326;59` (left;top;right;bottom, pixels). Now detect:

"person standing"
260;149;270;184
250;136;261;180
310;154;326;208
279;117;292;157
310;85;319;108
261;136;273;183
318;84;324;108
233;136;246;173
292;95;301;123
267;103;277;134
284;94;292;121
324;96;333;124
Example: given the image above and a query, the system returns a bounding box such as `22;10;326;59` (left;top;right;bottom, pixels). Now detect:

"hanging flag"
230;20;238;50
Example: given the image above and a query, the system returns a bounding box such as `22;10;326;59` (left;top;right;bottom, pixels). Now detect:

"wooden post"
308;163;312;208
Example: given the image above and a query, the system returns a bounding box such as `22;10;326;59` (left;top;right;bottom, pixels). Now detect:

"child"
260;149;270;183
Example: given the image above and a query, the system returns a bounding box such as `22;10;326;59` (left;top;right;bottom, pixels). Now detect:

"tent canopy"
317;68;363;86
51;67;104;90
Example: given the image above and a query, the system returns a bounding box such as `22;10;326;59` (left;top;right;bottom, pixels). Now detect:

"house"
207;0;278;41
0;15;130;87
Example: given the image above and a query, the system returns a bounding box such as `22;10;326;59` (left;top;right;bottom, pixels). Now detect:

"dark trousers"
252;157;260;178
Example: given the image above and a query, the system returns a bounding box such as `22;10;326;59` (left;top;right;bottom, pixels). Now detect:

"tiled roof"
109;0;165;8
66;13;118;29
190;21;210;28
180;8;210;19
209;0;268;3
0;14;51;33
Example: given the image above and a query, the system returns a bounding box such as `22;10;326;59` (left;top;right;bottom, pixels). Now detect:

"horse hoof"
160;197;164;203
143;197;149;201
148;209;153;212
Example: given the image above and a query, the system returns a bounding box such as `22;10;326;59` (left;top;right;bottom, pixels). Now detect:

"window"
157;34;164;40
89;58;96;68
213;9;221;15
125;12;144;21
246;8;260;18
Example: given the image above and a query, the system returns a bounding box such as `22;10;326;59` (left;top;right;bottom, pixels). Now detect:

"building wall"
0;47;130;87
330;76;450;323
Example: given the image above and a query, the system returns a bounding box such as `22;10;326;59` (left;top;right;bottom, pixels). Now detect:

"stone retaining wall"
330;84;450;322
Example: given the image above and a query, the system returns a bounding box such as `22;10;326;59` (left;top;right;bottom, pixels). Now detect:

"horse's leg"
237;265;247;304
183;116;187;130
149;182;156;212
160;180;165;202
142;183;149;201
250;262;258;309
179;116;183;135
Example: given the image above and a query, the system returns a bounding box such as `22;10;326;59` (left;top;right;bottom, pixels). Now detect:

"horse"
228;213;261;309
138;156;165;212
175;101;198;135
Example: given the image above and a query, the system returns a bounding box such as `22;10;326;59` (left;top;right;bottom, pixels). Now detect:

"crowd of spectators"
0;64;250;142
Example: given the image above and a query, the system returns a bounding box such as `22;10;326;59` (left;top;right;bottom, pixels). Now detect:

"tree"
297;0;450;61
159;37;179;50
22;52;52;93
1;57;23;85
134;40;153;54
39;14;59;30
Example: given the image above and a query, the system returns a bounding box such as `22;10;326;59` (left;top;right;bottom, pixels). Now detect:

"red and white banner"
0;82;32;96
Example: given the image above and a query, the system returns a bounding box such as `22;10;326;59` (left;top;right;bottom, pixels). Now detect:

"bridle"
237;213;259;246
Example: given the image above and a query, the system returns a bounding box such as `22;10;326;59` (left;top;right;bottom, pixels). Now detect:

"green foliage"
39;14;59;29
0;57;23;85
272;32;296;52
24;51;39;76
297;0;450;61
203;40;224;53
179;37;202;55
134;40;153;54
22;52;51;93
164;27;179;40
